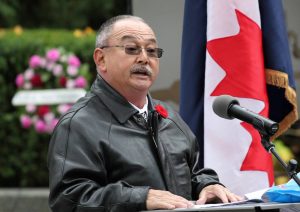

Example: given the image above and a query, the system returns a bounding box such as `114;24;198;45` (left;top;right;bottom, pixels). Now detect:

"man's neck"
114;84;148;109
100;75;148;108
129;97;148;113
124;92;148;109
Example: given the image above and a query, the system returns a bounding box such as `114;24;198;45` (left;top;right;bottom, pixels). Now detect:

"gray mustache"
130;65;152;76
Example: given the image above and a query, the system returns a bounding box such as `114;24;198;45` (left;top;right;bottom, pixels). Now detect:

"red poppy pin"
155;104;168;119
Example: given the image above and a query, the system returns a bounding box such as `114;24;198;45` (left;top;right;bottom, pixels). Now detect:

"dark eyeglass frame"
100;45;163;58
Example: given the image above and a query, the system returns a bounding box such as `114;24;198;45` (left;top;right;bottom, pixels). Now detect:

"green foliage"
0;29;96;187
0;0;130;29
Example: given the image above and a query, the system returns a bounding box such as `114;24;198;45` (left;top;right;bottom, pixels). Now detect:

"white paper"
244;187;269;200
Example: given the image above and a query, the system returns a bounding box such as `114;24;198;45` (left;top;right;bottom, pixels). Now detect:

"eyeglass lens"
124;45;163;58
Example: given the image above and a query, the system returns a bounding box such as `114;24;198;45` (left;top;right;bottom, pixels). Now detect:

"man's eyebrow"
120;35;157;44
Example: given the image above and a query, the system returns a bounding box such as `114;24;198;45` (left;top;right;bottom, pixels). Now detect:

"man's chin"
131;81;152;92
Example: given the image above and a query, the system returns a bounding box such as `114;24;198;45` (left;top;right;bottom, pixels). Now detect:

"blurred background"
0;0;299;196
0;0;131;188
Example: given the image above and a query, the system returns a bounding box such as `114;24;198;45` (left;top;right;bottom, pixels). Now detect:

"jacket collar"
91;75;155;124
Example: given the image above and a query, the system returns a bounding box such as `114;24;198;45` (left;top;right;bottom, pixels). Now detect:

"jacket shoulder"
49;93;111;154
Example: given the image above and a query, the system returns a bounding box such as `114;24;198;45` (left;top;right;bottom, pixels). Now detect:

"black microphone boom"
212;95;300;187
212;95;279;136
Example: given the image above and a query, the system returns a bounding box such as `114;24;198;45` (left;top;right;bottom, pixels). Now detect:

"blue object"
262;173;300;203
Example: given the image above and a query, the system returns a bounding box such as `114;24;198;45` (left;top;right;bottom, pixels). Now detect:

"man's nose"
137;48;149;64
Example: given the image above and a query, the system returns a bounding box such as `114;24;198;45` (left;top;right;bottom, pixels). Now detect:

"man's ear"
93;48;107;74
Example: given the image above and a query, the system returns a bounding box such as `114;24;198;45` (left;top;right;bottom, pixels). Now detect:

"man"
48;15;241;212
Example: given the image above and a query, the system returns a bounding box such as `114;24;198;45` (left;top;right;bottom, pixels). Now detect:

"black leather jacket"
48;75;221;212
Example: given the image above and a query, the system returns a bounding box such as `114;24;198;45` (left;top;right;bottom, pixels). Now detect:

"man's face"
96;19;160;94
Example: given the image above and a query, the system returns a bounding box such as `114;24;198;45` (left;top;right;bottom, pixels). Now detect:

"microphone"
212;95;300;186
212;95;279;136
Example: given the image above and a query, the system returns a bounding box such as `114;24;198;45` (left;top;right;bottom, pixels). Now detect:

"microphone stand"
260;134;300;187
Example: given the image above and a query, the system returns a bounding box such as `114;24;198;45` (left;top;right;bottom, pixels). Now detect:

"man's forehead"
119;35;157;43
109;20;157;42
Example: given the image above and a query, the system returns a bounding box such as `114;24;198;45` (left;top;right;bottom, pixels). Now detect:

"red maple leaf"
207;10;273;185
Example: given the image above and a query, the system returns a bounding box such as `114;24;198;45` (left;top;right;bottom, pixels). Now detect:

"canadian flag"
205;0;272;195
180;0;297;195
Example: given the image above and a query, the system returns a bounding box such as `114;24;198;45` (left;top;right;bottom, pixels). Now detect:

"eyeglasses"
100;45;163;58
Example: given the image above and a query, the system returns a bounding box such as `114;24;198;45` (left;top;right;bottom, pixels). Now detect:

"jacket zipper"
149;126;158;148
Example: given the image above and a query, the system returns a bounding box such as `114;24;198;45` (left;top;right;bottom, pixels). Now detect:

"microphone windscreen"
212;95;239;119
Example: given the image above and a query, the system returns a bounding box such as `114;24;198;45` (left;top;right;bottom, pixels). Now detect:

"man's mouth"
130;65;152;76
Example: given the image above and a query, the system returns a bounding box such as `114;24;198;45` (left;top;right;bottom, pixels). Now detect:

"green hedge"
0;0;130;29
0;29;96;187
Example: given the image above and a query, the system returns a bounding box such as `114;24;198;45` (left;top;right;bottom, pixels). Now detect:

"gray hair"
95;15;147;48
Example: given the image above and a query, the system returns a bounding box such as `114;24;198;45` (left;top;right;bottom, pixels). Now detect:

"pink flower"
24;82;32;89
52;118;59;127
53;64;63;76
29;55;42;68
66;79;75;88
25;104;36;113
75;76;87;88
67;66;78;76
15;74;24;88
68;55;81;67
57;104;72;114
20;115;32;128
46;49;60;62
48;118;59;132
35;119;47;133
40;58;47;68
24;69;34;80
46;62;55;71
44;112;55;124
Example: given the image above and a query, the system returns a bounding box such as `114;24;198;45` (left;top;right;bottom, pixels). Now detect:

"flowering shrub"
15;47;91;134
